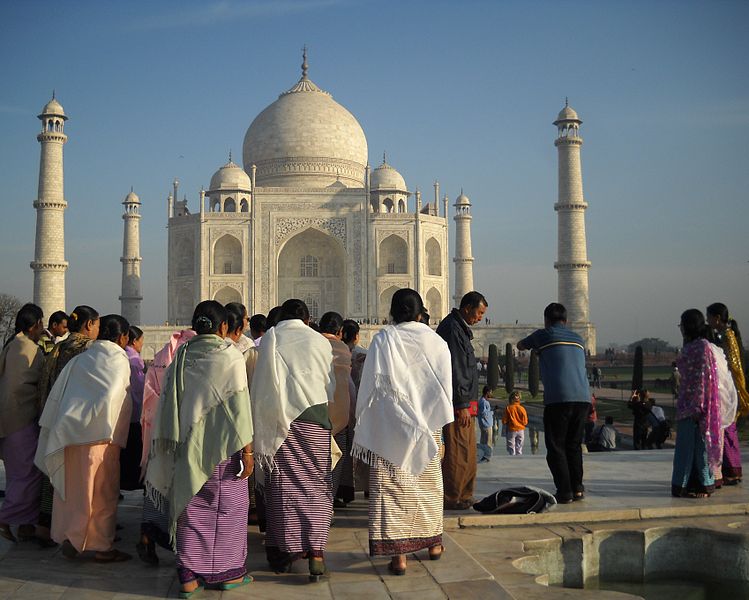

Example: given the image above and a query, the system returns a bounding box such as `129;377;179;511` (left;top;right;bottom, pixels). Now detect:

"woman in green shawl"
145;301;255;598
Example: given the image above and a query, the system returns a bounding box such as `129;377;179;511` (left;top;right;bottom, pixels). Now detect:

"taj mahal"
28;52;596;358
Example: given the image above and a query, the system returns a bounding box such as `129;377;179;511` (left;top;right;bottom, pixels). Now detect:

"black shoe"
136;540;159;566
554;494;574;504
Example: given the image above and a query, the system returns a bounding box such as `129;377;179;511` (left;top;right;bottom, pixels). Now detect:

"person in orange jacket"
502;391;529;455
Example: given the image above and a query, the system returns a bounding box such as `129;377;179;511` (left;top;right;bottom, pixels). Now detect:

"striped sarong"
141;495;171;550
723;422;743;480
369;431;443;556
264;421;332;559
176;453;249;585
331;427;349;497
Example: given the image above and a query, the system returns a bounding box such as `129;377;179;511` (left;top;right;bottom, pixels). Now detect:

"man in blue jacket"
436;291;487;510
518;303;590;504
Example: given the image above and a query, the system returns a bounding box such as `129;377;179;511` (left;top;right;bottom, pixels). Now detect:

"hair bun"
195;315;213;329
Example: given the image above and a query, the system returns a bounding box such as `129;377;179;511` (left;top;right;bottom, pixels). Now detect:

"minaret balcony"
554;202;588;211
554;137;583;147
554;261;591;270
36;132;67;143
33;199;67;209
30;260;68;271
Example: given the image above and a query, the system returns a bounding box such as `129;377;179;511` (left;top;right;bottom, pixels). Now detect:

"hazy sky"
1;0;747;348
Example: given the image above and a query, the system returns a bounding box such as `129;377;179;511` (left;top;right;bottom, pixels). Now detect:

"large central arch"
277;228;347;317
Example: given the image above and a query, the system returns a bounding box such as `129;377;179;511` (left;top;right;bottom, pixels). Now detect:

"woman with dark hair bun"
707;303;749;485
0;304;46;544
353;288;454;574
37;304;100;536
35;314;133;561
671;309;724;498
146;300;254;596
120;326;145;492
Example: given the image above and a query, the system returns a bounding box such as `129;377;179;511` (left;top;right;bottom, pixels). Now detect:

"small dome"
123;190;140;204
370;160;407;191
209;160;251;191
554;103;581;124
39;96;67;119
455;191;471;206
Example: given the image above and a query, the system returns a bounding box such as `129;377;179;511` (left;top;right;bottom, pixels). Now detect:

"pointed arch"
379;285;400;321
425;237;442;276
425;287;443;322
214;286;242;305
224;197;236;212
378;234;408;275
213;234;242;274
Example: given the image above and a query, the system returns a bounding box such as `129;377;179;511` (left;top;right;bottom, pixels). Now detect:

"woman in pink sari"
136;328;195;565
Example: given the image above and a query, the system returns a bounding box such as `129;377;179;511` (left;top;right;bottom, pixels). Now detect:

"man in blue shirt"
478;386;494;462
517;303;590;504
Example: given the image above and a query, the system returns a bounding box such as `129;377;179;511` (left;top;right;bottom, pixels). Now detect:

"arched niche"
213;234;242;274
240;198;249;212
378;234;408;275
379;285;400;321
382;198;394;213
175;236;194;277
277;228;346;316
425;287;442;322
224;197;236;212
398;199;406;213
425;237;442;276
214;286;242;305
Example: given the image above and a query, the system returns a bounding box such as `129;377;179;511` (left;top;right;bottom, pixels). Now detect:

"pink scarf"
677;338;721;469
139;329;196;472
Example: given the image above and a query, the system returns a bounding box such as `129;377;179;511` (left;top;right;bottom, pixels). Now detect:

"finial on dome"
130;185;133;193
461;187;464;195
565;96;569;107
301;45;309;79
52;89;56;100
382;151;387;164
228;149;232;162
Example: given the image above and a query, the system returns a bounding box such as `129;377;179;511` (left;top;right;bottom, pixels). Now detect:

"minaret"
553;100;591;324
453;190;474;304
31;94;69;319
119;189;143;325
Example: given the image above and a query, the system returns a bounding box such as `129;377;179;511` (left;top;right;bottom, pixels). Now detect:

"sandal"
387;561;406;576
61;539;79;559
94;549;132;563
0;523;17;543
428;544;445;561
178;584;204;599
219;575;253;590
309;557;328;582
136;540;159;566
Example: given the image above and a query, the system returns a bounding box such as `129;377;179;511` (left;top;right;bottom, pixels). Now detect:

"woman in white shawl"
35;314;133;562
353;288;453;575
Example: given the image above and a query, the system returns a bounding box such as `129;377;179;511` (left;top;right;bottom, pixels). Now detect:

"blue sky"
1;0;747;347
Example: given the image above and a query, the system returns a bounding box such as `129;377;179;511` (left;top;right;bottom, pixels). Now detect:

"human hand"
456;408;471;428
237;454;254;479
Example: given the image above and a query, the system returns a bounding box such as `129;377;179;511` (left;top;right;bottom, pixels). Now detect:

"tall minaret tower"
453;190;474;304
119;189;143;325
32;94;69;318
553;100;591;324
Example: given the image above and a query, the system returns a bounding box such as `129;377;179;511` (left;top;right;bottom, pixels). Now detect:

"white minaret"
453;190;474;304
119;189;142;325
553;100;591;324
32;94;69;319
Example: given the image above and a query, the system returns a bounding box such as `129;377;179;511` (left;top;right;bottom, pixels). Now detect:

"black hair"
482;385;491;396
279;299;309;323
307;320;320;332
319;311;344;335
420;308;431;326
341;319;360;345
249;314;267;335
47;310;68;329
266;306;282;328
707;302;745;367
459;291;488;310
191;300;228;335
14;303;43;336
390;288;423;324
680;309;708;343
544;302;567;324
605;416;614;425
225;303;246;334
128;325;143;346
98;314;130;343
68;305;99;333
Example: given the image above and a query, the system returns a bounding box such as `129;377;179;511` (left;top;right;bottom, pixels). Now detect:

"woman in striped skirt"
251;298;335;581
353;288;454;575
145;301;255;598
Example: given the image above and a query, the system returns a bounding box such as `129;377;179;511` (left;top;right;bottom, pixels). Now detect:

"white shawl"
352;321;453;478
35;340;132;500
710;342;738;428
250;319;335;470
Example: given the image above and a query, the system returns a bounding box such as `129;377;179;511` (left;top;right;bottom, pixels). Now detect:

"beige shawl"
322;333;352;435
0;333;44;440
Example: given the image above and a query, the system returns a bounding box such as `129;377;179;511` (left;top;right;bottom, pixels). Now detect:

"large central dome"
242;56;368;188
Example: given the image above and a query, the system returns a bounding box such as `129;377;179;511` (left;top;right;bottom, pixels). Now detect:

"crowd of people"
0;291;746;596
